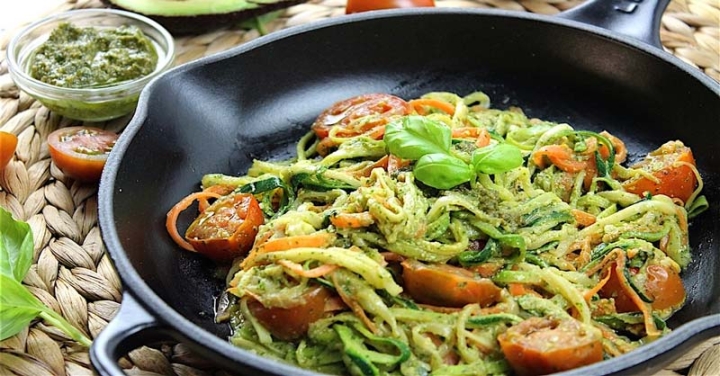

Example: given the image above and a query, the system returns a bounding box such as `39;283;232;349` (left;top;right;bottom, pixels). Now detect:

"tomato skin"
599;264;637;313
247;286;331;341
498;317;603;376
347;0;435;13
185;193;264;262
623;141;697;203
47;126;118;182
0;132;18;169
401;259;501;308
600;263;685;312
645;264;685;311
312;93;411;155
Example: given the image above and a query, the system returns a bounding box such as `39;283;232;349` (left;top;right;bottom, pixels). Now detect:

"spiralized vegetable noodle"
167;91;707;376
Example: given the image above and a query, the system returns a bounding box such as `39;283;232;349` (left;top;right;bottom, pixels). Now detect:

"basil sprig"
384;116;523;189
0;208;92;346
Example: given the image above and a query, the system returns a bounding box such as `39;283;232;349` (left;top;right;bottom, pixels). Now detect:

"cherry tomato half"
623;141;697;203
248;286;331;340
498;317;603;376
347;0;435;14
600;262;685;313
401;259;501;308
311;93;411;155
185;193;264;262
0;131;18;170
47;126;118;182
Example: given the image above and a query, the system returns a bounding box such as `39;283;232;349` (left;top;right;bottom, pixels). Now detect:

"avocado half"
101;0;307;34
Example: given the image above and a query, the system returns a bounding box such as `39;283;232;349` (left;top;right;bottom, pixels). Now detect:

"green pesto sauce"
30;22;157;88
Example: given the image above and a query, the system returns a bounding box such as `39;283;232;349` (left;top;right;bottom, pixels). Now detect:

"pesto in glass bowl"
7;9;174;121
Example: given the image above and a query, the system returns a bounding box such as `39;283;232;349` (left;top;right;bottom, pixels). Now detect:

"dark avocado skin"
100;0;307;35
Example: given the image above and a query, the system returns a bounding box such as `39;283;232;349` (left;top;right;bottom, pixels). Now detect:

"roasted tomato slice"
401;259;501;308
601;262;685;313
498;317;603;376
247;286;331;341
47;126;118;182
0;131;18;169
185;193;263;262
622;141;697;203
311;93;411;155
346;0;435;13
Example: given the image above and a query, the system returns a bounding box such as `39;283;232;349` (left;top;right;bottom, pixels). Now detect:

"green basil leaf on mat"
0;271;93;346
0;209;93;346
0;208;33;282
0;273;45;340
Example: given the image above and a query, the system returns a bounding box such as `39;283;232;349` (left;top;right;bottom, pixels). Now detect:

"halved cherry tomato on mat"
0;131;18;170
312;93;411;155
401;259;501;308
346;0;435;14
185;193;264;262
498;317;603;376
47;126;118;182
623;141;697;203
600;263;685;313
248;286;331;341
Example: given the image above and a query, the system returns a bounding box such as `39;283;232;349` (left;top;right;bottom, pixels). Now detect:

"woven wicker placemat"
0;0;718;375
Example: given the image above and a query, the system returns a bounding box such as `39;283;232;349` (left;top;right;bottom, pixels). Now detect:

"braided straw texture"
0;0;718;375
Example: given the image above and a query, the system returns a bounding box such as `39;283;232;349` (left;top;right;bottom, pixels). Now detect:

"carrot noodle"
330;212;374;228
409;98;456;116
583;268;612;302
331;272;377;333
277;259;338;278
572;209;597;227
165;191;222;252
475;127;491;148
198;185;234;211
242;233;335;270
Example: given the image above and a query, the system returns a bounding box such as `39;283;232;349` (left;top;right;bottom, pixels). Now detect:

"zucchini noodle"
172;91;707;376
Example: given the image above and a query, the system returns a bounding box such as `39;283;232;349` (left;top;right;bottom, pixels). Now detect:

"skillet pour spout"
95;0;720;375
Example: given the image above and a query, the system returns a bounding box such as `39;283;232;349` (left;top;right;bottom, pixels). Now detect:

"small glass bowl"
7;9;175;122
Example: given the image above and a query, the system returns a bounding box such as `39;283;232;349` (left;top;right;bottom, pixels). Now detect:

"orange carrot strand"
277;259;338;278
409;99;456;116
166;191;222;252
331;272;377;333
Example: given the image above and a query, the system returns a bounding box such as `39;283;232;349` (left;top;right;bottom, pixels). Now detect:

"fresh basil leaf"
414;154;473;190
0;274;44;341
0;273;93;346
384;116;451;160
0;208;34;282
471;143;523;174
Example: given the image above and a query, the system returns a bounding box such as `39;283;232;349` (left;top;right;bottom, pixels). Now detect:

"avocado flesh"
103;0;305;34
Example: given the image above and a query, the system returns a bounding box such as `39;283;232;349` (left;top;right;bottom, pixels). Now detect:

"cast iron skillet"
94;0;720;375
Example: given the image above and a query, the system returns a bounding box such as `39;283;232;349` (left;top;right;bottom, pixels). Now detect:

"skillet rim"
98;7;720;376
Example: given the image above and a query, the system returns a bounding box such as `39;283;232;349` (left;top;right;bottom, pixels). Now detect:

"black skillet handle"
90;292;166;375
557;0;671;48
